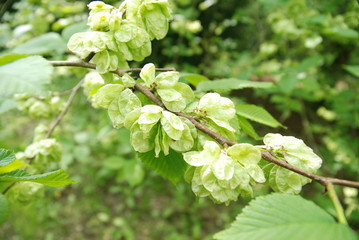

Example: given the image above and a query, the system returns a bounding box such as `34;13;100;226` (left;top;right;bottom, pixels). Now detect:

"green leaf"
11;32;67;55
237;115;261;140
61;21;88;41
180;73;209;87
0;56;53;96
0;169;77;187
214;193;358;240
137;149;187;184
0;149;15;167
236;104;284;128
0;54;28;66
0;195;9;226
278;73;299;93
0;160;28;174
0;98;17;114
344;65;359;78
197;78;273;92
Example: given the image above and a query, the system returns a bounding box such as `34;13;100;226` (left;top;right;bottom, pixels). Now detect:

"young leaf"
137;149;187;184
180;73;209;87
0;149;15;167
343;65;359;78
0;56;53;96
237;115;261;140
0;195;9;226
0;98;17;114
0;160;28;174
0;54;28;66
0;169;76;187
11;32;67;55
197;78;273;92
214;193;358;240
236;104;284;128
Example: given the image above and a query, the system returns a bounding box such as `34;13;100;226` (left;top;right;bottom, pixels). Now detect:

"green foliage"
180;73;209;87
214;193;358;240
235;104;284;128
236;116;261;140
11;33;67;55
0;194;9;226
0;149;16;167
0;148;76;187
344;65;359;78
197;79;273;92
0;169;76;188
0;54;28;66
137;149;187;184
0;56;53;97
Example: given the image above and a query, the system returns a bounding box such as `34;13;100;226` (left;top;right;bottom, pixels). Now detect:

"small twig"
83;52;95;62
45;79;85;139
134;83;166;108
53;89;73;96
1;75;85;196
48;60;359;189
50;60;175;73
326;183;348;224
0;0;15;20
2;182;15;195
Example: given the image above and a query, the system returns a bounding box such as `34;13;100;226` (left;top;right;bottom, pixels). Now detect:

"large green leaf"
214;193;358;240
237;115;261;140
0;98;17;114
0;149;15;167
344;65;359;78
11;32;67;55
180;73;209;87
0;169;76;187
137;149;187;184
0;54;28;66
197;78;273;92
236;104;284;128
61;21;88;41
0;55;53;96
0;195;9;226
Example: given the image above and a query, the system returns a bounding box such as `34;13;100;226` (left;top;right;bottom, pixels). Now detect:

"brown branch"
45;79;85;139
2;182;15;195
50;60;175;73
48;60;359;189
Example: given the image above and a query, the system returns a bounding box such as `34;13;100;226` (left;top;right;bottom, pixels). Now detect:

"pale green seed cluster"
140;63;194;111
15;94;65;119
17;139;62;172
130;105;197;156
184;141;265;205
194;92;238;143
7;182;44;205
85;64;197;157
67;0;171;73
263;133;323;194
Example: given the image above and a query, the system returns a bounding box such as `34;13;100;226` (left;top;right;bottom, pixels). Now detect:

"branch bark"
45;78;85;139
49;60;359;189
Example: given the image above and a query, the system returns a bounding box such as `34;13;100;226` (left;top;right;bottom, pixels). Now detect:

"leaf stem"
326;183;348;224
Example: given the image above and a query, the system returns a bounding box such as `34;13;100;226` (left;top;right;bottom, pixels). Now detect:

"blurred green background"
0;0;358;239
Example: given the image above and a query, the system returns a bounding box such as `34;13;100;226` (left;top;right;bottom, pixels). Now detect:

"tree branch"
50;60;175;73
49;60;359;189
45;79;85;139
